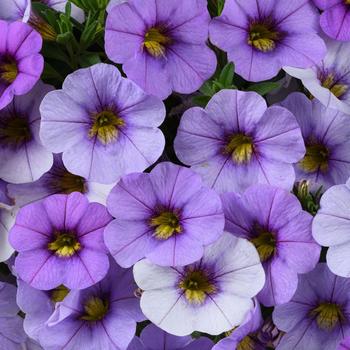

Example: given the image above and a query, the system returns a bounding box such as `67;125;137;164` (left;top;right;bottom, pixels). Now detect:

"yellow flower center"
50;285;70;303
144;27;172;57
248;23;279;52
179;269;216;305
237;335;256;350
0;116;32;147
0;57;18;84
89;110;124;145
150;211;182;240
224;133;254;164
321;73;348;99
49;170;87;195
80;297;109;322
48;231;81;257
345;0;350;5
299;143;329;173
28;12;57;41
310;302;344;330
251;226;276;262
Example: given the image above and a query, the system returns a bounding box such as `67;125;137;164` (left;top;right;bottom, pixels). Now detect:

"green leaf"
199;82;216;96
218;62;235;88
79;52;101;67
247;82;280;95
192;95;211;107
217;0;225;15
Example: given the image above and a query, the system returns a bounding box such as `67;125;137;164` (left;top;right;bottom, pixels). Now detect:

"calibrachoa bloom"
7;154;115;207
280;92;350;189
0;282;27;349
0;20;43;109
105;162;224;267
222;185;320;306
0;208;16;262
9;192;112;290
127;324;213;350
0;180;13;208
40;63;165;184
313;178;350;277
209;0;326;82
338;337;350;350
0;81;53;184
38;260;144;350
273;264;350;350
313;0;350;42
105;0;216;100
285;39;350;115
174;89;305;193
133;232;265;336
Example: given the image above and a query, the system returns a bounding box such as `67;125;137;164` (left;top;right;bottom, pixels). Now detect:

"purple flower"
105;0;217;100
0;81;53;184
7;154;115;208
280;92;350;189
313;178;350;277
105;162;224;267
285;39;350;115
222;185;320;306
133;232;265;336
0;207;16;262
0;282;27;349
127;324;213;350
0;20;43;109
338;337;350;350
9;192;112;290
0;180;13;208
209;0;326;82
313;0;350;42
213;301;264;350
38;260;144;350
40;63;165;184
174;89;305;194
273;263;350;350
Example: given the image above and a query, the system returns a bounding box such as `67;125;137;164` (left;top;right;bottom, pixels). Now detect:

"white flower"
285;39;350;115
133;232;265;336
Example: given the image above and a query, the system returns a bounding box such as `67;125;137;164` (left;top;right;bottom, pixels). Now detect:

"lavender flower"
0;180;13;209
273;264;350;349
222;185;320;306
174;89;305;193
209;0;326;82
127;324;213;350
285;39;350;115
105;162;224;267
40;63;165;184
338;337;350;350
0;20;43;109
0;81;53;184
9;192;112;290
105;0;216;99
313;178;350;277
313;0;350;42
0;208;16;262
133;232;265;336
8;154;115;207
38;260;144;350
280;92;350;189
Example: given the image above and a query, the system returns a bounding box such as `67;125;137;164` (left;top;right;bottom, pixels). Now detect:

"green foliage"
293;181;323;216
247;81;281;96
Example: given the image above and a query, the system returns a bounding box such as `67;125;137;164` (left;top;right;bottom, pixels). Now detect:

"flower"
273;263;350;350
0;81;53;184
38;259;144;350
105;0;217;100
338;337;350;350
222;185;320;306
212;301;264;350
280;92;350;189
133;232;265;336
209;0;326;82
0;0;84;23
174;89;305;194
285;39;350;115
313;178;350;277
313;0;350;42
40;63;165;184
0;282;27;349
0;20;43;109
7;154;115;207
0;207;16;262
127;324;213;350
9;192;112;290
0;180;13;209
105;162;224;267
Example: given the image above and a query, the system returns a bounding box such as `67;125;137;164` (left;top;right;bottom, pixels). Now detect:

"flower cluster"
1;0;350;349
